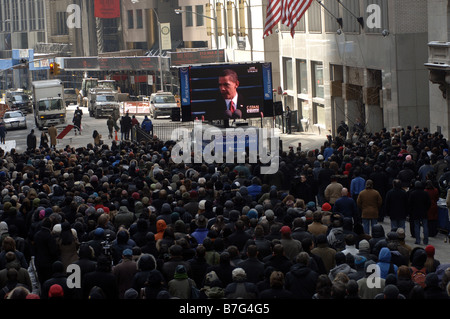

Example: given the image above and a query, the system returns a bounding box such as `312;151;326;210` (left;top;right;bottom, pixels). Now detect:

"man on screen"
217;69;247;119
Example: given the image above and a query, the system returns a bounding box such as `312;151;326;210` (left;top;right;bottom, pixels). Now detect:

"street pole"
152;9;164;92
175;9;220;62
213;7;219;62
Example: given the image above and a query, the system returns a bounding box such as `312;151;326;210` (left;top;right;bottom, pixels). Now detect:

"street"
0;103;174;153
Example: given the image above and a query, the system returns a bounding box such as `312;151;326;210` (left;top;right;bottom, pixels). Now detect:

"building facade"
277;0;429;136
426;0;450;139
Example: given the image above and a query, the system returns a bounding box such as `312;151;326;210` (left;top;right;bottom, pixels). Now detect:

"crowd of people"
0;121;450;300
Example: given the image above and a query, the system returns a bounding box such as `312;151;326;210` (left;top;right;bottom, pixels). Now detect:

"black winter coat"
384;187;408;220
408;188;431;220
284;263;319;299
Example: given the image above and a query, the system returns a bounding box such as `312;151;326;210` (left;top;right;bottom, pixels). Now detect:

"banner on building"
160;23;172;51
94;0;121;19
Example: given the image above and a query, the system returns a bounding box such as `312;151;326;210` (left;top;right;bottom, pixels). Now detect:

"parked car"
149;91;179;119
2;110;27;130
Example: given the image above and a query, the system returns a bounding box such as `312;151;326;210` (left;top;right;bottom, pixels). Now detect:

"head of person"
218;69;239;100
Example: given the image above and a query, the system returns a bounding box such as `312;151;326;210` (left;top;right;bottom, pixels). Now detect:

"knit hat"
132;192;140;200
321;202;332;212
122;248;133;257
280;225;291;235
247;209;258;220
175;264;186;274
384;284;400;299
124;288;139;299
358;239;370;252
49;284;64;298
198;200;206;210
264;209;274;220
396;228;405;239
425;245;435;257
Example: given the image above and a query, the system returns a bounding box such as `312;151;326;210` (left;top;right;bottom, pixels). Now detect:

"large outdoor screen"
179;62;273;121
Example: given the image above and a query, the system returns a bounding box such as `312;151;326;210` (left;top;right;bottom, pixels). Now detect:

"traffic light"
54;63;60;75
49;63;54;75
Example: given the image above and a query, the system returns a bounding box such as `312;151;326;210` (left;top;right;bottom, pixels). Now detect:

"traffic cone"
115;130;118;141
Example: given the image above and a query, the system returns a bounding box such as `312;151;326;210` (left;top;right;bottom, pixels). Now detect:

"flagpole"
336;0;364;27
316;0;343;29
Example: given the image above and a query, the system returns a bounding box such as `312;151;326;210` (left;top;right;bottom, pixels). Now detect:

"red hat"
322;203;332;212
425;245;435;257
132;192;140;200
280;226;291;235
49;284;64;298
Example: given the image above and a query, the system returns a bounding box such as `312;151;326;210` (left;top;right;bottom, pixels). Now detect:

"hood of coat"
378;247;391;263
289;263;313;278
371;224;385;238
119;206;130;214
156;219;167;232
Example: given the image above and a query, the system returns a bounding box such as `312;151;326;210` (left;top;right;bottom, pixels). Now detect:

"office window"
136;9;143;29
186;6;193;27
20;0;27;30
56;12;68;35
127;10;134;29
313;103;325;126
196;5;204;26
283;57;293;91
296;59;308;94
312;61;324;98
325;0;340;32
308;0;322;33
29;0;36;30
341;0;359;33
4;0;11;32
37;0;44;30
12;0;19;31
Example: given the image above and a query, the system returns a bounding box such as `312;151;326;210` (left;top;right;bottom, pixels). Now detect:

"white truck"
32;79;66;130
88;87;120;119
149;91;179;119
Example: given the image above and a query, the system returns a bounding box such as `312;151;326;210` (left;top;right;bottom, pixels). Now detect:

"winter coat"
324;182;343;205
328;263;357;281
311;244;336;274
425;187;439;221
333;196;358;221
237;257;265;284
112;259;139;299
376;247;398;279
384;187;408;220
191;227;209;245
114;206;136;229
285;263;319;299
224;281;259;299
408;187;431;220
357;188;382;219
32;226;59;270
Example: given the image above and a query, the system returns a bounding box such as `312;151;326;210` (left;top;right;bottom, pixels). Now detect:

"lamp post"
175;8;220;62
152;9;165;92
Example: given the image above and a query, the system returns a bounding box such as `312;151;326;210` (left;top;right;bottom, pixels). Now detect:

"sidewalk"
279;130;328;153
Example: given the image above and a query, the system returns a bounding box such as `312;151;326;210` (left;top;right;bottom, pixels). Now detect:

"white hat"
198;199;206;210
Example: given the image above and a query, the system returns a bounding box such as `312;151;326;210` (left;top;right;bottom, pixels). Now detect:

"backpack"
328;228;345;251
411;266;427;288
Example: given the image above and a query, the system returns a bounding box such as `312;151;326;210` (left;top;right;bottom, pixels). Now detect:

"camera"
101;233;112;256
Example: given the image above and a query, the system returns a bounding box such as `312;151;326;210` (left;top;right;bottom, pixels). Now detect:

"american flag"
263;0;314;38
